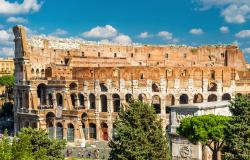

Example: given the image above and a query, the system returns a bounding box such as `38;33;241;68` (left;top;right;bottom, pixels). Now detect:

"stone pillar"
63;122;67;140
203;79;208;93
96;95;100;113
52;92;57;108
96;117;100;141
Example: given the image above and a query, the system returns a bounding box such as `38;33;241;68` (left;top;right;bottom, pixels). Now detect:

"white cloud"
6;17;28;23
0;0;42;15
220;26;229;33
0;47;14;57
235;30;250;38
157;31;179;43
138;32;151;38
243;48;250;54
50;28;68;36
112;34;132;44
82;25;118;38
195;1;250;24
189;28;204;35
0;29;13;45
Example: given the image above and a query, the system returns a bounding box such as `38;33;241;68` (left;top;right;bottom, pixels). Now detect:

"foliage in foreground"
177;114;230;160
0;128;66;160
109;100;170;160
223;95;250;160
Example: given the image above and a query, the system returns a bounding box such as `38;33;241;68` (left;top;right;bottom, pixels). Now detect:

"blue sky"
0;0;250;63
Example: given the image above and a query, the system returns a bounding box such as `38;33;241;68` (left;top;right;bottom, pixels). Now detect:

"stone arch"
70;93;77;107
208;82;217;91
48;93;53;106
56;122;63;139
69;82;77;90
67;123;74;142
179;94;188;104
222;93;231;101
89;93;96;109
78;93;85;107
152;83;160;92
37;83;47;105
193;93;203;103
31;68;35;74
101;122;108;141
138;93;147;103
125;93;133;103
152;95;161;114
56;93;63;107
100;83;108;92
166;94;175;106
208;94;217;102
89;123;97;139
45;67;52;77
100;94;107;112
113;94;120;112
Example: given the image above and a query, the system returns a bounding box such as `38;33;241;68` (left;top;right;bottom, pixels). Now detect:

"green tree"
0;75;14;101
177;114;230;160
13;128;66;160
0;130;12;160
109;100;170;160
223;95;250;160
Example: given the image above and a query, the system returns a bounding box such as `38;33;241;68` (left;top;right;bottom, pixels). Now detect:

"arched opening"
56;93;63;107
210;70;215;80
138;93;147;103
67;123;74;142
89;94;96;109
152;83;160;92
208;82;217;91
48;93;53;106
31;68;34;74
78;93;84;107
89;123;96;139
179;94;188;104
112;94;120;112
100;94;107;112
152;95;161;114
46;112;55;138
56;122;63;139
36;69;39;76
222;93;231;101
37;84;46;105
208;94;217;102
193;93;203;103
125;93;133;103
45;67;52;77
69;83;77;90
166;94;175;106
101;122;108;141
70;93;77;107
100;83;108;92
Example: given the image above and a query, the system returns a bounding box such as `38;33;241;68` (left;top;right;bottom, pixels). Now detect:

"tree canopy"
0;128;66;160
224;95;250;160
177;114;231;160
0;75;14;87
109;100;170;160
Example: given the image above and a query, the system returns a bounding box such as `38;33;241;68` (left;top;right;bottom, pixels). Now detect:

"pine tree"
224;95;250;160
108;100;170;160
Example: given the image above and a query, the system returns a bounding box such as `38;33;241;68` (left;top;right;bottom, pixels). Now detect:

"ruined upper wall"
13;26;247;71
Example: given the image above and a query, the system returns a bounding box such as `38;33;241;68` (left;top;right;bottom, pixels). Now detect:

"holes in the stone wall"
31;68;34;74
148;53;151;58
131;53;133;58
114;53;117;58
184;53;187;58
140;73;144;80
98;52;101;57
210;70;215;80
165;53;168;59
64;58;70;65
221;53;225;58
82;52;85;57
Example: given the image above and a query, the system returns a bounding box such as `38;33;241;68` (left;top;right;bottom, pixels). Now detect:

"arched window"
89;123;96;139
45;67;52;77
138;93;147;103
101;122;108;141
222;93;231;101
210;70;215;80
69;83;77;90
56;123;63;139
46;113;55;139
208;82;217;91
152;95;161;114
100;83;108;92
37;84;46;105
179;94;188;104
193;93;203;103
89;94;96;109
208;94;217;102
31;68;34;74
56;93;63;107
125;93;133;103
152;83;160;92
78;93;84;107
100;94;107;112
48;93;53;106
67;123;74;142
36;69;39;75
70;93;77;107
113;94;120;112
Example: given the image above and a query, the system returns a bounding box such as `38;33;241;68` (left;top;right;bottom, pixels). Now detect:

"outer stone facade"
12;26;250;146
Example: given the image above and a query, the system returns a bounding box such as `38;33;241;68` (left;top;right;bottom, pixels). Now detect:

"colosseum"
12;25;250;145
